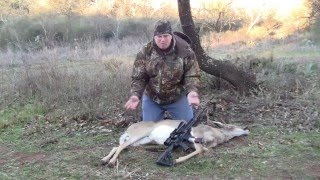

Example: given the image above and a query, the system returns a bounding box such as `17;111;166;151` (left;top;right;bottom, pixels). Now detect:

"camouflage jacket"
130;33;200;104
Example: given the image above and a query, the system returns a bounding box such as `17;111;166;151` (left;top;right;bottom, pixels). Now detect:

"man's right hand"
124;95;140;110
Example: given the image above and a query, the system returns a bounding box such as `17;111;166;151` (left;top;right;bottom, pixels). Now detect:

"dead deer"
101;120;249;166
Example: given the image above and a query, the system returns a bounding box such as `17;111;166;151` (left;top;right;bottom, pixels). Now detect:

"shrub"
2;58;132;121
0;16;177;51
0;14;118;51
310;18;320;44
116;18;154;39
0;16;44;50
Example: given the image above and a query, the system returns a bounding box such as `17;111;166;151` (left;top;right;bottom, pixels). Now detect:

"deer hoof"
175;158;182;164
100;160;109;166
107;159;117;167
107;162;116;168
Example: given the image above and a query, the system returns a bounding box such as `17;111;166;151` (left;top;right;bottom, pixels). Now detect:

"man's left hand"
187;91;200;108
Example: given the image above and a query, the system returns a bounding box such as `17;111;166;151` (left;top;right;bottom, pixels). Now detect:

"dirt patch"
0;146;10;154
221;136;250;148
0;146;10;165
0;159;7;164
305;164;320;178
0;146;45;165
13;152;46;165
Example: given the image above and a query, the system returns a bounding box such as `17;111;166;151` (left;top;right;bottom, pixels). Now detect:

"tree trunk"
177;0;258;95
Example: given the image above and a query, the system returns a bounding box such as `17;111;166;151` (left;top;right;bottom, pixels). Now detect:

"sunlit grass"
0;103;44;130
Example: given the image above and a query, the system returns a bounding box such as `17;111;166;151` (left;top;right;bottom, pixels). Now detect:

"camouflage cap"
154;20;172;36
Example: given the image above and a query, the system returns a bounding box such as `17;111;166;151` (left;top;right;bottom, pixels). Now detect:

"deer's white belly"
128;125;176;146
149;125;176;145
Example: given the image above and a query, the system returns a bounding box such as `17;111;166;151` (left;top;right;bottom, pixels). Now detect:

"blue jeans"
142;94;194;122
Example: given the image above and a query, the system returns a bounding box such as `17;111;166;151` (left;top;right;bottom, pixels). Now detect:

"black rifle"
156;109;202;166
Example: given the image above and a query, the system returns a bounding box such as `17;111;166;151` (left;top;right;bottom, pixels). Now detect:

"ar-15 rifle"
156;108;203;166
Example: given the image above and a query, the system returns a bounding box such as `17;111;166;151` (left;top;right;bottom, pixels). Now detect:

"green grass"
1;107;319;179
161;126;320;179
0;102;44;129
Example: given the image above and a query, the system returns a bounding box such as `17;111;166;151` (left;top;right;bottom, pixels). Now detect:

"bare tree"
311;0;320;18
177;0;258;95
194;1;240;33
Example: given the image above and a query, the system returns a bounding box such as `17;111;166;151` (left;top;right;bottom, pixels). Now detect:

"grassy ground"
0;104;319;179
1;35;320;179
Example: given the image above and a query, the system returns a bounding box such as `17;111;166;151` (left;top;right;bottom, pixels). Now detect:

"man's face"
154;33;172;50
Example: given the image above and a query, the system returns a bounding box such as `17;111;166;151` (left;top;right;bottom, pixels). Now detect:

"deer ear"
212;121;224;128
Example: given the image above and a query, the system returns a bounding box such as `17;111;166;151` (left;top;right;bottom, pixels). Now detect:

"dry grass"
200;33;320;132
1;30;320;131
0;28;319;179
0;37;147;124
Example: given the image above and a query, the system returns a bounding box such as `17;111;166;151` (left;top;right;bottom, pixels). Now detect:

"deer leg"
175;143;204;164
101;147;118;165
108;137;143;166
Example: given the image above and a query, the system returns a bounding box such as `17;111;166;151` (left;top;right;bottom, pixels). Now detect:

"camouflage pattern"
130;33;200;105
153;20;172;36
